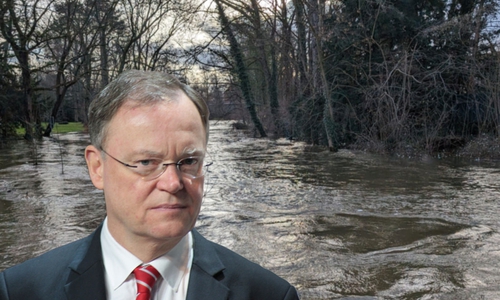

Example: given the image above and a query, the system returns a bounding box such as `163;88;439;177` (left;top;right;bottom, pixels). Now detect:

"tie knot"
133;264;161;300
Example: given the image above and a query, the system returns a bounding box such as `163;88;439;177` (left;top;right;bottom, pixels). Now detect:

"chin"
150;223;194;240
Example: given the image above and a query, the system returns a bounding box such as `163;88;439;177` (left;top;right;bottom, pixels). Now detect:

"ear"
85;145;104;190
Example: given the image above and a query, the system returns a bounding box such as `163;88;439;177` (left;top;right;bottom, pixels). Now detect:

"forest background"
0;0;499;158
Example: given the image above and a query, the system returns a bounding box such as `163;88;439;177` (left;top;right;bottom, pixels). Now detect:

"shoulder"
3;231;94;275
191;230;299;300
0;231;97;299
2;236;86;276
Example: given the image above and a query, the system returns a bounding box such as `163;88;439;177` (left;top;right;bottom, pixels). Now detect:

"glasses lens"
179;157;212;178
134;156;212;181
179;157;203;177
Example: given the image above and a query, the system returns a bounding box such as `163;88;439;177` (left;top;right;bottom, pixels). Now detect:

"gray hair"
87;70;210;149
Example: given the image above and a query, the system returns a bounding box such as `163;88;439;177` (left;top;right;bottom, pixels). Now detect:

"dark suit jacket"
0;226;299;299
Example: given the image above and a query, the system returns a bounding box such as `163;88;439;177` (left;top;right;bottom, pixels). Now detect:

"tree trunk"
19;51;37;140
215;0;267;137
292;0;308;94
269;44;283;135
97;0;109;88
309;0;336;151
43;84;68;137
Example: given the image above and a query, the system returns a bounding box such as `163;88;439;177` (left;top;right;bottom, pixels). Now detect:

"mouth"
151;203;188;210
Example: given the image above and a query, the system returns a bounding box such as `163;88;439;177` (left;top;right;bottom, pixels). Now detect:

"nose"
155;164;184;193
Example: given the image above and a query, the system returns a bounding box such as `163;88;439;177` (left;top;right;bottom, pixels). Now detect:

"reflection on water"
0;133;105;268
2;121;500;299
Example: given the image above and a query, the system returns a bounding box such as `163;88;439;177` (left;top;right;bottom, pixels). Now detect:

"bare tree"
43;0;106;136
0;0;57;139
112;0;200;73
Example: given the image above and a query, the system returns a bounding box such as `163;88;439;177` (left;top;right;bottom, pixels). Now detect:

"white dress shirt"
100;218;193;300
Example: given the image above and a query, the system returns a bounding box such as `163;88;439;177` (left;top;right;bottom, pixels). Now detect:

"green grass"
16;122;85;136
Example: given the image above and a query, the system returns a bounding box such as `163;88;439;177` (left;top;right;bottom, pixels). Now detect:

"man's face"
86;93;206;252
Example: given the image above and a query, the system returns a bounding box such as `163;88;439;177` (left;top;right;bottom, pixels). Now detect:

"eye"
180;157;199;166
135;159;161;169
139;160;152;166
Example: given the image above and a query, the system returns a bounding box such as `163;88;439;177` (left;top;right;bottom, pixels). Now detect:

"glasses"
100;148;212;181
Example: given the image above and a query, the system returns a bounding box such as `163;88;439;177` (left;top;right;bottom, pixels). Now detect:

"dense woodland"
0;0;499;155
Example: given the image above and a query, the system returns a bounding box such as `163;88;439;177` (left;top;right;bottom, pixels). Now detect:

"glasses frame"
100;148;212;181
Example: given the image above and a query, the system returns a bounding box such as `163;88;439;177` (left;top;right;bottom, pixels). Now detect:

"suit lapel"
186;230;229;300
61;227;230;300
64;225;107;300
187;263;229;300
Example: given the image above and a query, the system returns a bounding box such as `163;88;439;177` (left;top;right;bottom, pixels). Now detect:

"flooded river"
1;120;500;299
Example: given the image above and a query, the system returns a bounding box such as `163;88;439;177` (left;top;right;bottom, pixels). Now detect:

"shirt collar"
100;217;193;292
148;232;192;292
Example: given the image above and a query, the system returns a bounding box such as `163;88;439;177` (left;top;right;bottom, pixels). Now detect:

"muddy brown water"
1;121;500;299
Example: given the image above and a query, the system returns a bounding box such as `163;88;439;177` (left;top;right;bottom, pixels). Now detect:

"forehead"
103;95;206;150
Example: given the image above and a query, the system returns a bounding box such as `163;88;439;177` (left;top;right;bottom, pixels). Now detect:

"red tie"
133;264;161;300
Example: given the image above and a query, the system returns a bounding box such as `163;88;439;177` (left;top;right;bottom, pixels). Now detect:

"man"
0;70;299;300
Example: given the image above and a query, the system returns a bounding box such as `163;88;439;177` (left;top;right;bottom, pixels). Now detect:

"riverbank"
9;120;500;161
347;134;500;161
230;121;500;161
455;134;500;160
14;122;85;137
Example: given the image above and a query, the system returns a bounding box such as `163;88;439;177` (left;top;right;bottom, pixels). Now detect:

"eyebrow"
184;147;205;156
134;147;205;157
135;150;164;157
